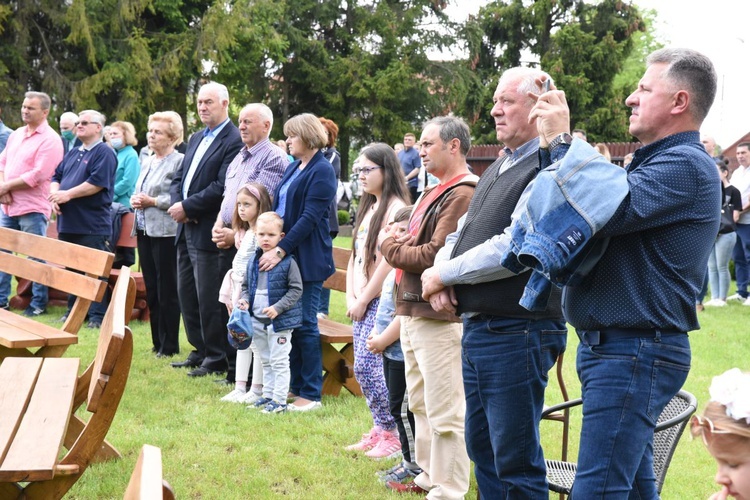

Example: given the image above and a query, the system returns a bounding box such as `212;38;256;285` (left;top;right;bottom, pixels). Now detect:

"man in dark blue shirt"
397;132;421;202
531;48;720;497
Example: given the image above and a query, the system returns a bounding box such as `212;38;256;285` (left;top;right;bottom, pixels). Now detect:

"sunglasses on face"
75;121;98;127
691;414;732;446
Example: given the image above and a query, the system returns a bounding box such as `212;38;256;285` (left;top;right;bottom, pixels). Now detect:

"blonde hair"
148;111;184;146
256;211;284;232
111;121;138;147
283;113;328;150
693;401;750;443
231;182;272;233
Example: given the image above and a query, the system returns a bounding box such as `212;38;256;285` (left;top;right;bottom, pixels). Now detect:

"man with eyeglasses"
49;109;116;328
0;92;64;315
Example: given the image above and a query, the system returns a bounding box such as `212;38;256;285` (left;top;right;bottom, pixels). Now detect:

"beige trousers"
401;316;470;499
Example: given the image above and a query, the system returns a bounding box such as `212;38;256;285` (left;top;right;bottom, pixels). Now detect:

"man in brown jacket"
381;116;477;499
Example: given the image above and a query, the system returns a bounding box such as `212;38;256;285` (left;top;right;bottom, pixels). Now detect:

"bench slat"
0;227;113;277
0;358;42;466
0;358;79;482
0;312;78;349
319;318;353;344
0;253;107;301
332;247;351;269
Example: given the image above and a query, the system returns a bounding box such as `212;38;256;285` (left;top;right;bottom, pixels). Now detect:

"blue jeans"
0;212;49;309
572;331;690;499
708;232;736;300
462;316;567;498
289;281;323;401
732;223;750;297
318;287;330;315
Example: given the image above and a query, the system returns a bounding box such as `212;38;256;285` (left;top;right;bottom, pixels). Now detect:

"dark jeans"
176;233;227;371
732;222;750;297
289;281;323;401
409;185;419;204
572;331;690;498
462;316;567;499
58;232;111;323
219;247;238;381
383;355;416;464
137;232;180;356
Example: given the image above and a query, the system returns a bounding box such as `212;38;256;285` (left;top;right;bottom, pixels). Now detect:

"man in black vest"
421;67;567;498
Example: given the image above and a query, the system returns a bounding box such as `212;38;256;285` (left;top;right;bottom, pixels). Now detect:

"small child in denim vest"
366;206;422;481
238;212;303;414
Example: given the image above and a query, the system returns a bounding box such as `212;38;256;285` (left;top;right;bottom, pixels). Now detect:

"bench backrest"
0;227;113;296
323;247;351;293
124;444;175;500
0;226;114;333
87;265;134;412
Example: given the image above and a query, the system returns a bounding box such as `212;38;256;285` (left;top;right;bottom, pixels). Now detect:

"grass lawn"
18;239;744;498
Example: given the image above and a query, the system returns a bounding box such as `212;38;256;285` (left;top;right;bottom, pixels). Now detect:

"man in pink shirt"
0;91;64;316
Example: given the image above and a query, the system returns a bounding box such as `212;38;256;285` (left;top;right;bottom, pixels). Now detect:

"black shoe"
156;352;177;359
187;366;224;377
22;306;46;317
171;359;201;369
0;303;9;311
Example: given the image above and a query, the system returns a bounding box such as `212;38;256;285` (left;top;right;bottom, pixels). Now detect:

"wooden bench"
0;226;114;361
124;445;175;500
319;247;362;397
0;267;136;499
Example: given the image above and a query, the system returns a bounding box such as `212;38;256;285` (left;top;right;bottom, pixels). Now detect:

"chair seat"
545;459;576;494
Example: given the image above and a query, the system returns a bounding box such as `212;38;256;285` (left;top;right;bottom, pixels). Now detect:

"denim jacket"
500;139;629;311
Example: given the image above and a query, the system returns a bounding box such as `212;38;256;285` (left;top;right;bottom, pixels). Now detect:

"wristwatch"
275;248;284;258
547;133;573;152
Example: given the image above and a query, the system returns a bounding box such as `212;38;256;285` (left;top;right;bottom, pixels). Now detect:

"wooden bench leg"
64;415;122;462
321;342;362;397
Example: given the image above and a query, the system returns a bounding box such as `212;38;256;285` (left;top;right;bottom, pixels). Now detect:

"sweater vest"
450;154;563;319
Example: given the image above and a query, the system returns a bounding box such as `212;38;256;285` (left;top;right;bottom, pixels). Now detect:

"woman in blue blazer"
259;113;336;411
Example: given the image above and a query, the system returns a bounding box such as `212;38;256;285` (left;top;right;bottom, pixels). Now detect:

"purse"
718;195;735;235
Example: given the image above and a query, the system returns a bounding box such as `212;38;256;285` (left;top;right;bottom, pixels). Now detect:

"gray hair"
24;91;52;110
200;82;230;103
78;110;106;137
60;111;78;124
647;48;717;124
423;116;472;156
241;103;274;133
497;67;553;101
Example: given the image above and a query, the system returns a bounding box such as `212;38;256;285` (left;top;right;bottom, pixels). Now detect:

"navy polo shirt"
52;141;116;235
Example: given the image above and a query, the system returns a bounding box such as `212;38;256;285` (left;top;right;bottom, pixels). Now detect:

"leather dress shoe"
187;366;224;377
171;359;200;369
386;481;428;495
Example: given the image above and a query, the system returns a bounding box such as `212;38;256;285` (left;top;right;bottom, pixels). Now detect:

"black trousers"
137;231;180;356
383;355;417;464
176;233;227;371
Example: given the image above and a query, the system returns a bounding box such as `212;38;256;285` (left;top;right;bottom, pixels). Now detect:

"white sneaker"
704;299;727;307
742;298;750;306
727;293;745;301
240;391;264;405
220;388;248;403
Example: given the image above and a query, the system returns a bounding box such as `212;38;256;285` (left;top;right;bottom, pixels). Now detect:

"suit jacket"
274;150;337;282
170;121;242;251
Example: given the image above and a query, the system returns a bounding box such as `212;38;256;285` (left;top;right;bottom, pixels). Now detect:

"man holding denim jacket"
529;48;719;497
421;67;567;498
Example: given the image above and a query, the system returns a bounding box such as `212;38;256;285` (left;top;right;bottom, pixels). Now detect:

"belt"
578;328;685;346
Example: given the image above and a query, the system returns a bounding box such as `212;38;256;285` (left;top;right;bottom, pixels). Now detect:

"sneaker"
743;297;750;307
377;462;422;483
240;391;264;405
316;312;328;320
0;303;8;311
261;400;287;414
57;314;68;323
86;320;101;329
287;400;322;412
22;306;46;317
220;388;248;403
250;397;273;409
365;430;402;460
344;427;382;451
704;299;727;307
727;293;745;301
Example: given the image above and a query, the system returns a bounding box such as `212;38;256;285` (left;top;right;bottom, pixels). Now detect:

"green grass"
18;255;745;498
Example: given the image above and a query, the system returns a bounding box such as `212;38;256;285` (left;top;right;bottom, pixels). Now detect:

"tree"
460;0;645;143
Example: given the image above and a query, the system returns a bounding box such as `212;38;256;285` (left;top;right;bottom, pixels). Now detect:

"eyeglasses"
75;121;97;127
691;415;732;446
354;166;382;176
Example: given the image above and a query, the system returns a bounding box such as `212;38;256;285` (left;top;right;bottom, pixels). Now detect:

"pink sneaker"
344;427;382;451
365;429;402;460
